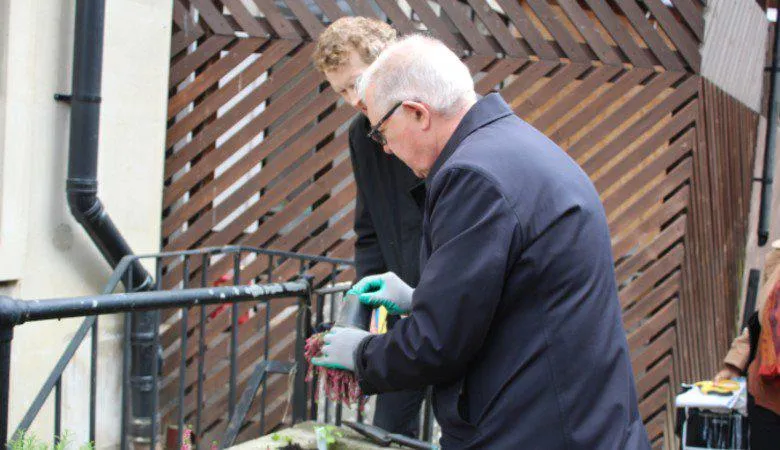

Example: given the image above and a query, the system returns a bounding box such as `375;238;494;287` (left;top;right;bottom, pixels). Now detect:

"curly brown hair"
313;17;397;73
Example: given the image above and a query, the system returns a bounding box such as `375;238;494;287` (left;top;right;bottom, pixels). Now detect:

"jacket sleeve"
723;327;750;371
355;168;519;393
349;127;386;280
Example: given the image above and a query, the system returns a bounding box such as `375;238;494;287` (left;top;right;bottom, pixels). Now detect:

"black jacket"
348;115;423;286
355;94;649;449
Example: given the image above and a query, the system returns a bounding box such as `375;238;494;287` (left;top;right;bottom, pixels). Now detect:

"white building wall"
0;1;171;447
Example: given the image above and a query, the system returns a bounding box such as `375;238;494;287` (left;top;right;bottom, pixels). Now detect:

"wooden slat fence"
160;1;759;447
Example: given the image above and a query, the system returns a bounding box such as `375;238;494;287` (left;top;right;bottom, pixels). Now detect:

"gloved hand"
310;327;370;371
349;272;414;315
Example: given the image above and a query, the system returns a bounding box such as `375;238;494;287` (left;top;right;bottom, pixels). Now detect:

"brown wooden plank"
569;71;687;161
623;272;681;332
464;0;527;57
620;245;684;311
499;60;558;103
632;328;677;379
602;128;693;215
532;65;622;132
164;69;323;207
167;40;296;147
200;161;353;281
526;0;590;62
404;0;467;54
474;58;528;95
496;0;559;60
638;384;669;420
169;35;236;88
344;0;378;18
616;216;687;289
251;0;302;40
168;37;269;121
284;0;326;39
671;0;704;41
165;107;349;242
164;102;351;248
374;0;418;35
223;0;271;37
514;63;590;118
611;181;690;260
613;0;685;72
582;0;654;68
643;0;700;71
192;0;236;35
166;43;313;177
464;54;497;75
313;0;345;22
557;0;622;65
636;355;673;400
549;68;652;145
438;1;495;55
172;0;204;36
591;98;697;191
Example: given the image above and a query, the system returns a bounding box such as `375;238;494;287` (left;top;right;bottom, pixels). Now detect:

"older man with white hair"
312;35;649;449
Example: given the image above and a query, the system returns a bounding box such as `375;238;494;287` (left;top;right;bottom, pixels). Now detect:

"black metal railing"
1;245;434;449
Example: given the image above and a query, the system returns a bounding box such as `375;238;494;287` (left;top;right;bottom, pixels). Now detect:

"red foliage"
305;333;364;409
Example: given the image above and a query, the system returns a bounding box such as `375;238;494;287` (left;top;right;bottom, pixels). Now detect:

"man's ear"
404;101;430;131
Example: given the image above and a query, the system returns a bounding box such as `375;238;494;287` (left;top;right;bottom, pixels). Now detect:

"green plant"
314;425;343;449
9;431;93;450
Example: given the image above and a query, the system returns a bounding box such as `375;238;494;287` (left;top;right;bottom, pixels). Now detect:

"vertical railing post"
292;275;313;423
1;325;13;448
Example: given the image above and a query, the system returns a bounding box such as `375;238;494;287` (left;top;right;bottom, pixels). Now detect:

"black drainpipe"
64;0;157;443
759;22;779;246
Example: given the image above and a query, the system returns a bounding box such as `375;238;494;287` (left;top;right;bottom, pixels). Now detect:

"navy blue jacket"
355;93;649;449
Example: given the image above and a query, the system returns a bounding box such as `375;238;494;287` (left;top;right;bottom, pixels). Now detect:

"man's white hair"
356;35;476;117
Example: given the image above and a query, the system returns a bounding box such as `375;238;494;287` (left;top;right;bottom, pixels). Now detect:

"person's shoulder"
348;114;371;137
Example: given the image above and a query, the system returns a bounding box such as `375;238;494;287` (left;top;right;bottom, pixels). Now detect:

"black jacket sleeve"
355;168;520;393
348;122;386;279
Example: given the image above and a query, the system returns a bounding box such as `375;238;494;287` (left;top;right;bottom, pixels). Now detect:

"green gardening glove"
349;272;414;315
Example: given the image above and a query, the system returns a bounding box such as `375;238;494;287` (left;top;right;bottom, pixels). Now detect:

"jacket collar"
426;92;513;187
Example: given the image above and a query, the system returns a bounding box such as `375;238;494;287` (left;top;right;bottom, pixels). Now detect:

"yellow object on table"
694;379;740;396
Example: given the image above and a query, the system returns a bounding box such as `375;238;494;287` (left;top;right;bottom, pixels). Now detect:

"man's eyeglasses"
367;101;403;146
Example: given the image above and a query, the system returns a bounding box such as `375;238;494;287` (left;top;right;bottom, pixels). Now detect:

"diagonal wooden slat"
496;0;559;60
569;71;687;161
526;0;590;62
474;58;528;95
405;0;467;54
531;65;623;132
313;0;346;22
582;0;654;68
192;0;236;35
164;99;352;249
643;0;700;71
223;0;272;37
167;40;296;146
168;37;269;121
498;60;559;103
557;0;622;65
465;0;528;58
169;35;236;88
513;63;590;118
166;43;314;180
613;0;685;72
549;67;653;145
251;0;302;40
374;0;418;35
438;1;495;55
344;0;377;18
670;0;704;41
284;0;326;39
